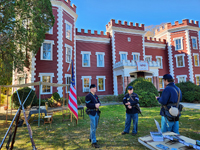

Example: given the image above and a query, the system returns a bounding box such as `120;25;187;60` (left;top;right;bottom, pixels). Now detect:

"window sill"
41;59;53;61
41;92;52;95
98;90;105;92
82;66;90;67
176;66;185;68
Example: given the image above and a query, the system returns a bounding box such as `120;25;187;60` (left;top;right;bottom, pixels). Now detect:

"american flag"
68;61;78;120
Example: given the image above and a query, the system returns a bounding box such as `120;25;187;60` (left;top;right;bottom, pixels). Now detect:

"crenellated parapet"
76;28;110;38
106;19;145;31
144;37;166;44
56;0;77;12
155;19;199;36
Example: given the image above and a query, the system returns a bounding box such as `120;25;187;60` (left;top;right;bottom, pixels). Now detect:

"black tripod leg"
10;110;21;150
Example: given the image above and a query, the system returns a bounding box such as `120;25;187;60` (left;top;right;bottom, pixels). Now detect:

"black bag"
164;109;179;121
86;109;90;115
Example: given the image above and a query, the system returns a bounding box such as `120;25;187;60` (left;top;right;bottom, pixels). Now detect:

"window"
40;40;54;60
176;75;187;83
65;44;72;63
145;76;153;83
39;73;54;94
175;54;185;67
18;75;25;84
159;77;164;89
145;55;152;63
65;20;72;40
195;75;200;85
81;51;91;67
119;51;128;62
46;27;53;34
191;37;198;49
156;56;163;69
65;74;71;93
96;76;106;91
132;52;140;63
81;76;92;92
173;37;183;50
193;54;199;66
96;52;105;67
128;37;131;42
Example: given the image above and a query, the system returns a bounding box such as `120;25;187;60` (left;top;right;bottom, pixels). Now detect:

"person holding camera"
85;84;101;148
156;74;182;134
121;86;140;136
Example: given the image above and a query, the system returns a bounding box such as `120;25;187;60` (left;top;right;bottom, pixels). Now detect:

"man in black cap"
121;86;139;136
85;84;101;148
156;74;182;134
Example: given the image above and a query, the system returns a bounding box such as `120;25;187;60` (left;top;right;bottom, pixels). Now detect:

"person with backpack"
156;74;182;134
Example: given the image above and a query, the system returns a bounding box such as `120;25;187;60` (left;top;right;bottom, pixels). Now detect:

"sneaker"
89;139;98;142
92;143;100;148
121;131;129;135
132;133;137;136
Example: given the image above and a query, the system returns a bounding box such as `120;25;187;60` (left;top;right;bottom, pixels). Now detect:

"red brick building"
13;0;200;97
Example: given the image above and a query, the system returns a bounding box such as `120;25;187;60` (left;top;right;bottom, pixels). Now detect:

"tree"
0;0;55;86
145;23;167;38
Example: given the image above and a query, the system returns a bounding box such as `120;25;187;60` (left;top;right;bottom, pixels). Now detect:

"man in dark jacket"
85;84;101;148
121;86;139;136
156;74;182;134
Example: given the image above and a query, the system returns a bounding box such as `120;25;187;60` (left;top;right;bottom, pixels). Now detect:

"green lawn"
0;105;200;150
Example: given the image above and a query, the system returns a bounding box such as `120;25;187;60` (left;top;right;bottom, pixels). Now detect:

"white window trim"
65;44;72;63
191;36;198;49
132;52;140;62
159;76;164;89
81;76;92;93
65;74;71;93
193;53;199;67
46;27;53;34
144;55;152;62
65;20;72;41
156;56;163;69
40;40;55;61
38;73;54;94
119;51;128;62
176;75;187;83
195;74;200;85
173;37;183;50
145;76;153;83
81;51;91;67
95;52;105;67
96;76;106;92
175;54;185;68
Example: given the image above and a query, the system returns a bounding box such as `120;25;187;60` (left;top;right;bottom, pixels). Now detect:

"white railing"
113;60;159;69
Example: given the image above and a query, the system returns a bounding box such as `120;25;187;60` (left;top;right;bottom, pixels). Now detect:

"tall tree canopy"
0;0;55;85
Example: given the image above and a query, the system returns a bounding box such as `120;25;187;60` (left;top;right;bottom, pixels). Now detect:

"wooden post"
0;86;1;108
11;88;13;118
6;89;8;124
38;82;41;127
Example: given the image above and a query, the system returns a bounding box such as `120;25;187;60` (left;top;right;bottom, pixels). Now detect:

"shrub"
77;96;85;105
126;77;159;96
176;81;200;103
51;92;60;102
115;94;124;102
12;87;37;109
134;90;159;107
0;94;5;106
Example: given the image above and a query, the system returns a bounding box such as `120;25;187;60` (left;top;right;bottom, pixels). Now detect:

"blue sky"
71;0;200;33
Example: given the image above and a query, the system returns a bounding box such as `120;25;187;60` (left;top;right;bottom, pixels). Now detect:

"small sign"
137;61;149;71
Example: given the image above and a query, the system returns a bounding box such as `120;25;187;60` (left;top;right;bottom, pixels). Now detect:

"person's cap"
127;86;133;90
163;74;173;79
90;84;96;89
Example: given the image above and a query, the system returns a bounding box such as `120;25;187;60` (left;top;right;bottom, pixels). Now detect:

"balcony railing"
113;60;159;69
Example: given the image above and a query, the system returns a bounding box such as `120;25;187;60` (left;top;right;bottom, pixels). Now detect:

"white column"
113;72;118;95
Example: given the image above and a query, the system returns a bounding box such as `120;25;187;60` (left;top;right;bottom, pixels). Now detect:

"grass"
0;105;200;150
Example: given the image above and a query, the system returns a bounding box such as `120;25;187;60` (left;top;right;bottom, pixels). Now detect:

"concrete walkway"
180;102;200;109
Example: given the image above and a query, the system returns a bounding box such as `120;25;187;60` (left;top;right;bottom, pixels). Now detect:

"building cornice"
76;35;110;43
144;42;166;49
51;0;78;21
107;26;146;35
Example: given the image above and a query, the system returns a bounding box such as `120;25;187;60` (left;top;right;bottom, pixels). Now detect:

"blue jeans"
89;113;99;143
161;116;179;134
124;113;138;134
